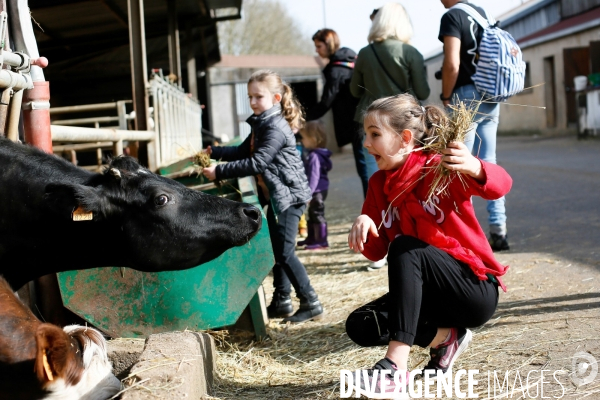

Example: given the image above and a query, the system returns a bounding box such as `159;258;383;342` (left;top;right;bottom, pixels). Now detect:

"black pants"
346;236;498;348
267;203;315;299
307;191;327;225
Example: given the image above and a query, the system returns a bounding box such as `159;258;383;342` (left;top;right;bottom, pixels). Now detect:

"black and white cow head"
44;156;262;271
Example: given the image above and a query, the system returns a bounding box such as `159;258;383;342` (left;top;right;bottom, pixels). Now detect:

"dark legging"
267;202;315;299
346;236;498;348
307;190;327;225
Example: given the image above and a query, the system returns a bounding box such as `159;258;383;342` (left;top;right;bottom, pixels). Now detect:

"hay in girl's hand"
421;98;480;203
194;151;211;168
192;151;221;187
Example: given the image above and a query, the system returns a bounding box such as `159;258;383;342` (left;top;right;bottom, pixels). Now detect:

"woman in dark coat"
307;29;369;198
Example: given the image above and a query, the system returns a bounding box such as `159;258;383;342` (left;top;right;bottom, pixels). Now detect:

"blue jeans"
351;133;369;198
362;135;378;179
452;84;506;232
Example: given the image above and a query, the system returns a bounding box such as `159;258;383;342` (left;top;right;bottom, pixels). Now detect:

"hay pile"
202;223;598;399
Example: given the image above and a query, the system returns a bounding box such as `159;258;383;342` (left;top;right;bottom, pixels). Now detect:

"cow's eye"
154;195;169;206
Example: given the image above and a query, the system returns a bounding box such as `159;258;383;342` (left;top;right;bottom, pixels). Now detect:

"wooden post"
186;21;197;100
127;0;149;166
168;0;181;87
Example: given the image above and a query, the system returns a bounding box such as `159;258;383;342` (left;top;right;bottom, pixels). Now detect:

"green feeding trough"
57;164;274;339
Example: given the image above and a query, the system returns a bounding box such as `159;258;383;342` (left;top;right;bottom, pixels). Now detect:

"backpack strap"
369;43;404;92
330;60;355;69
451;3;495;29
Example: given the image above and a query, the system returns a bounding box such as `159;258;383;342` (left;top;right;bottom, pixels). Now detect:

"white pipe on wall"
0;69;32;90
51;125;155;142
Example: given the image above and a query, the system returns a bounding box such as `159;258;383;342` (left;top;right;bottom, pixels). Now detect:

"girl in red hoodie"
346;94;511;396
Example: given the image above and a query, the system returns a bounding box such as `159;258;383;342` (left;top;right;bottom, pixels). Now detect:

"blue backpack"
452;3;526;101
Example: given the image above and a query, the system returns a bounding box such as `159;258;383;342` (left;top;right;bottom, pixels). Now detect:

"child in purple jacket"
298;121;332;250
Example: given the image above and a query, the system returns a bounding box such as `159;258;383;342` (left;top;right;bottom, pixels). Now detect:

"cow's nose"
243;206;261;223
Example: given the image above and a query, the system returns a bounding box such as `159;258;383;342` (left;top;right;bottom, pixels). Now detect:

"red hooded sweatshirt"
361;150;512;291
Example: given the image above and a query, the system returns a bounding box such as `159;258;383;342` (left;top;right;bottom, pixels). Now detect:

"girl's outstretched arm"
348;215;379;253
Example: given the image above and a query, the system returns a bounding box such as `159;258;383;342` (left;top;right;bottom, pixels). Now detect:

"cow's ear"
34;324;73;386
44;183;108;220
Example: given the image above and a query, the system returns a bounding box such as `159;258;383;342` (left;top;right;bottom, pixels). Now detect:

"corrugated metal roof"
25;0;241;106
518;6;600;48
504;1;561;40
500;0;557;27
562;0;600;18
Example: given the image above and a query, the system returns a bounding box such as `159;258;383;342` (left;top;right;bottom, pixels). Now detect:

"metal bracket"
22;100;50;110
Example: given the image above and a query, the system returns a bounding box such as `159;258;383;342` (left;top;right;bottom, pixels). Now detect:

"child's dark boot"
282;290;323;323
297;221;316;247
304;223;329;250
267;292;294;318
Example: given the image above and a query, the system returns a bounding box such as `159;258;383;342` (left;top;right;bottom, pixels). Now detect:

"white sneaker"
368;257;387;271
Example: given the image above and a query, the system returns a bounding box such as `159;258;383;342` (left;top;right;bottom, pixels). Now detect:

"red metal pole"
23;58;52;153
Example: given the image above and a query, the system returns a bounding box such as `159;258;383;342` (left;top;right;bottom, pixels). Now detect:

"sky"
281;0;527;58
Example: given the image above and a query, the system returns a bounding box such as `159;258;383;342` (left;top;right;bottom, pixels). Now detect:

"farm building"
1;1;279;397
27;0;244;170
424;0;600;135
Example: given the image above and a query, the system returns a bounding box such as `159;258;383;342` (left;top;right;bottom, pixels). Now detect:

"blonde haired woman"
350;2;430;270
367;2;413;44
351;2;429;129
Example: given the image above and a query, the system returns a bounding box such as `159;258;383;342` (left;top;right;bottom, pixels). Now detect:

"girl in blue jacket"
202;70;324;323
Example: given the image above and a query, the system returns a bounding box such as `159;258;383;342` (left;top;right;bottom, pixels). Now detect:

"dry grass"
202;222;600;399
421;99;481;204
194;152;212;169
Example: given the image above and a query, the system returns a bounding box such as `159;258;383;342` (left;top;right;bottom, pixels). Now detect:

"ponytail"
248;69;305;131
364;94;449;150
281;83;305;131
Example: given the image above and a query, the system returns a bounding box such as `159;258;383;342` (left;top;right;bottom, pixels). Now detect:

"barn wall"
499;27;600;133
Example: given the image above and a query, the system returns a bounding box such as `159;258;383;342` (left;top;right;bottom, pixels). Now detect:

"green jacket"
350;39;430;123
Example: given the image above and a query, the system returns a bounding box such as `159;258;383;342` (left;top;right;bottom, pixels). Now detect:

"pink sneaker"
354;357;409;399
423;328;472;378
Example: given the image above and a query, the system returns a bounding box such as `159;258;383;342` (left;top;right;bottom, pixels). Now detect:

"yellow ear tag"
72;205;93;221
42;350;54;381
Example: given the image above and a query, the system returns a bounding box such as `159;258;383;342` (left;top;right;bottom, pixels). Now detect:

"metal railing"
50;101;132;130
49;100;156;170
49;76;202;171
149;75;202;167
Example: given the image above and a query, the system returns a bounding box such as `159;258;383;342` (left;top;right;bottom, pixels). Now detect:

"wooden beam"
185;21;197;99
167;0;181;86
127;0;148;132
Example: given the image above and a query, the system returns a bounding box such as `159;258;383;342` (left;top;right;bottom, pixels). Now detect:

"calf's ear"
35;324;79;386
44;183;109;221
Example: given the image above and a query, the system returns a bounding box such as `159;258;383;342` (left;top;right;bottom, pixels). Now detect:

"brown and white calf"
0;277;120;400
